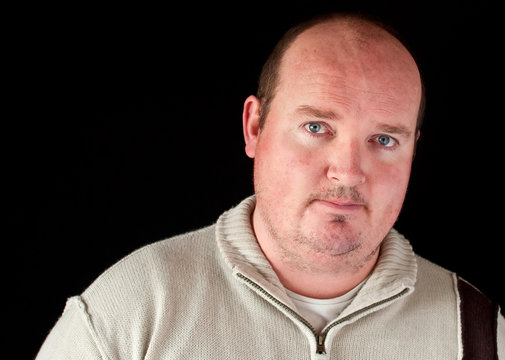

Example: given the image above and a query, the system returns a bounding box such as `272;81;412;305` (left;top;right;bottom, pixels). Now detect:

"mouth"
317;199;365;212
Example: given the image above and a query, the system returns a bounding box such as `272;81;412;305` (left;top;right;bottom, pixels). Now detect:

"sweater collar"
216;196;417;309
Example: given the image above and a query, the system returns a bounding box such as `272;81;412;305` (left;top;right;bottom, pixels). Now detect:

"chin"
301;227;364;257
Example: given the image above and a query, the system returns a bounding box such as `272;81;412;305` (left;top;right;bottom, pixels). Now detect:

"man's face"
246;24;422;273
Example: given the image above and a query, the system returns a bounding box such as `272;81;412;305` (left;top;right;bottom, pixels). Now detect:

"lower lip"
317;200;364;212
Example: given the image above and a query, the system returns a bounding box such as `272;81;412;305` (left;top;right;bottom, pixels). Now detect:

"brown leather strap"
458;277;499;359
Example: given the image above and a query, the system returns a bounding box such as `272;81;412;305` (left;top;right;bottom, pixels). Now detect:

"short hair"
256;12;426;132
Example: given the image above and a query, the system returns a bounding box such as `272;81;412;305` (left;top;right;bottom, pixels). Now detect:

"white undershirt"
286;281;366;334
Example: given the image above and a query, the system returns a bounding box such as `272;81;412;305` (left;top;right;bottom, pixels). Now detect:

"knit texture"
37;196;505;359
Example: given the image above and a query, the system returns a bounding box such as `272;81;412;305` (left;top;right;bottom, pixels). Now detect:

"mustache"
308;186;366;205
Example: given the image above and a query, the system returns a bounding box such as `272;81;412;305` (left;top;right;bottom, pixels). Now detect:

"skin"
242;20;422;299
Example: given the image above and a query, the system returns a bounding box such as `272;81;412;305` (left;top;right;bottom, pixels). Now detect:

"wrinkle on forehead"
286;70;419;119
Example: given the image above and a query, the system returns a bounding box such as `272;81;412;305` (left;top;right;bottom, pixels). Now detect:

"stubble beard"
256;185;379;275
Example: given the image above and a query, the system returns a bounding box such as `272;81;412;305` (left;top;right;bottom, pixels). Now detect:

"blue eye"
374;134;397;148
308;123;321;133
378;135;391;146
304;122;328;134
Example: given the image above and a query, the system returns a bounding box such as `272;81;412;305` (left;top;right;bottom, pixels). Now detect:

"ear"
242;95;262;158
413;129;421;159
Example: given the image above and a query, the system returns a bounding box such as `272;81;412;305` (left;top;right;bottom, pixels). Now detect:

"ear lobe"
242;95;262;158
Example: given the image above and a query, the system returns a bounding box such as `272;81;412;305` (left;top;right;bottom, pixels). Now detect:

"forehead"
276;21;422;115
283;20;417;71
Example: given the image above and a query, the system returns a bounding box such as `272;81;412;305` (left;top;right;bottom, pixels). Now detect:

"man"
37;12;504;359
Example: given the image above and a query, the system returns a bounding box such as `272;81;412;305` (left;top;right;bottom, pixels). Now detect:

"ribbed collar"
215;196;417;314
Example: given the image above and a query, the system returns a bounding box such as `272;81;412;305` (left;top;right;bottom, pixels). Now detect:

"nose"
326;140;366;187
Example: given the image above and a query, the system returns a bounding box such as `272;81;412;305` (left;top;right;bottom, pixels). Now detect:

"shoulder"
64;225;221;357
81;224;218;310
417;257;504;359
415;255;455;285
414;255;494;305
414;255;469;309
413;255;501;324
401;255;459;313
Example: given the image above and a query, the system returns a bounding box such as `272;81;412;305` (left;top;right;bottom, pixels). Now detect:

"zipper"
236;273;318;334
237;273;410;355
316;287;410;353
317;334;325;354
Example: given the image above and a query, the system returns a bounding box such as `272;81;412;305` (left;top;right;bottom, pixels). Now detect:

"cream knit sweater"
37;196;505;359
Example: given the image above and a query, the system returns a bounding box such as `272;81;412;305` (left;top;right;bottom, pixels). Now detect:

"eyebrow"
295;105;340;120
296;105;413;138
376;123;412;138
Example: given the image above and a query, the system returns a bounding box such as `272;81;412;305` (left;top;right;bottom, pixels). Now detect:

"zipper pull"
317;334;326;354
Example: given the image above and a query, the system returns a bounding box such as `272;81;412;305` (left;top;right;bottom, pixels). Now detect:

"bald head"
257;13;424;131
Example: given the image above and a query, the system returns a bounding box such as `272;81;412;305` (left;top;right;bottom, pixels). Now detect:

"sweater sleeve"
36;296;110;360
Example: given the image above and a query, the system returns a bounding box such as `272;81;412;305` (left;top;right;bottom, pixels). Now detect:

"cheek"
254;132;320;196
370;161;412;217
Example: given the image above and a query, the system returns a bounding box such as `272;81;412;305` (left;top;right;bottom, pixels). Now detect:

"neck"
270;254;377;299
252;209;380;299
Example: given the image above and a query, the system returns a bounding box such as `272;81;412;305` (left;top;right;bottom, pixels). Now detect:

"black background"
9;1;503;358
